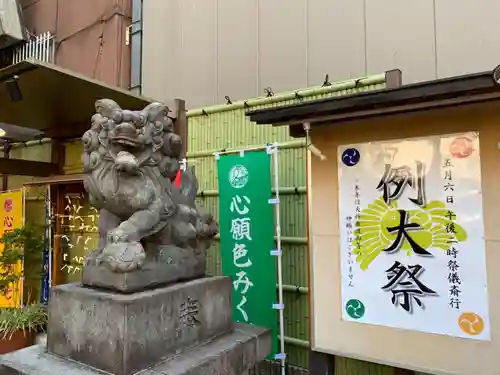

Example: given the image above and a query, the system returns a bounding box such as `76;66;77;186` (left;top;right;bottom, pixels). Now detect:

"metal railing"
11;31;55;64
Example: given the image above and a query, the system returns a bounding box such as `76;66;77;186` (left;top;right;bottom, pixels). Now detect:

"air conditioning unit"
0;0;27;50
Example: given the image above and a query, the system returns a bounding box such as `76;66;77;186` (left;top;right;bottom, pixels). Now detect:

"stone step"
48;277;233;375
141;323;271;375
0;324;271;375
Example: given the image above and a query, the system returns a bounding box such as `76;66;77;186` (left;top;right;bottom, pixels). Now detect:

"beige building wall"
308;102;500;375
141;0;500;110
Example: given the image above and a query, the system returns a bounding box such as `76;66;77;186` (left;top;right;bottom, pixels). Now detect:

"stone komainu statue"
81;99;219;274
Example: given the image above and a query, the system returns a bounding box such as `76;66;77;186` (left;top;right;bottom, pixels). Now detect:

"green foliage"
0;224;47;337
0;303;47;339
0;224;44;301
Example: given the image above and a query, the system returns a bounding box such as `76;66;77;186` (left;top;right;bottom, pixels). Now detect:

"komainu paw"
97;241;146;273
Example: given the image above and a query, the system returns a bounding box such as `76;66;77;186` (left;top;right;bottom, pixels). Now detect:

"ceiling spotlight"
5;75;22;102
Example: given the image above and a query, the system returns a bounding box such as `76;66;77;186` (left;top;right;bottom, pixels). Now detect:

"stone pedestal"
0;276;271;375
82;245;207;293
49;277;233;375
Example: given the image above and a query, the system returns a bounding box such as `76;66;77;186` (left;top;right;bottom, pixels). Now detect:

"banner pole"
40;186;49;305
272;143;286;375
20;187;26;308
47;185;52;301
213;144;269;157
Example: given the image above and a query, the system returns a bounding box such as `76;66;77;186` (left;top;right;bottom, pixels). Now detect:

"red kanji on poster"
3;198;13;213
3;216;13;228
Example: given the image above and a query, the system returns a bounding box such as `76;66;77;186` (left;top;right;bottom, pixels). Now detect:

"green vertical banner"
217;150;278;356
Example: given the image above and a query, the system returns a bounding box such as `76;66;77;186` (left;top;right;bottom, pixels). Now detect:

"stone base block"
82;245;206;293
47;277;233;375
0;324;271;375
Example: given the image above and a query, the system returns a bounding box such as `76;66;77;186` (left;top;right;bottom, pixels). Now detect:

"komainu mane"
81;99;218;273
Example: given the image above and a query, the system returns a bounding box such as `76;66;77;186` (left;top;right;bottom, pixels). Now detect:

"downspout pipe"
130;0;142;94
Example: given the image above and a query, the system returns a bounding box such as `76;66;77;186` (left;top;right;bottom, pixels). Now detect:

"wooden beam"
0;158;58;176
24;174;84;186
45;121;88;140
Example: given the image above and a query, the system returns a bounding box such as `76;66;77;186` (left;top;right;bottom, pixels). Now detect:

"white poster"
338;132;490;340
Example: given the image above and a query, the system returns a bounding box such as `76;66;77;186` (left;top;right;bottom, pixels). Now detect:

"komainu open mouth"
111;136;143;148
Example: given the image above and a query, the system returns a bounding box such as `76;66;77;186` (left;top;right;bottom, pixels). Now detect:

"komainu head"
82;99;182;180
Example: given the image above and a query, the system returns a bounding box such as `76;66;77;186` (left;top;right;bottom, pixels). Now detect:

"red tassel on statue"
173;169;181;188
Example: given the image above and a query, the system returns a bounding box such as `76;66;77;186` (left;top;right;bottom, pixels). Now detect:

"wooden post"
52;185;63;286
172;98;187;159
49;140;65;287
2;141;9;191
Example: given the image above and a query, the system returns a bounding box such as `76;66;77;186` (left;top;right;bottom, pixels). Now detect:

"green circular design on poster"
345;299;365;319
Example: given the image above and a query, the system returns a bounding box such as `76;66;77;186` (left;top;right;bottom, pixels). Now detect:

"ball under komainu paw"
96;241;146;273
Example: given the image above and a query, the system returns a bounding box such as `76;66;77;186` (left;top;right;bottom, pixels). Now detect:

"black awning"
0;59;154;139
246;70;500;127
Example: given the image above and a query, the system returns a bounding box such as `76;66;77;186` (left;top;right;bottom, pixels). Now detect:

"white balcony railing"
12;31;55;64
